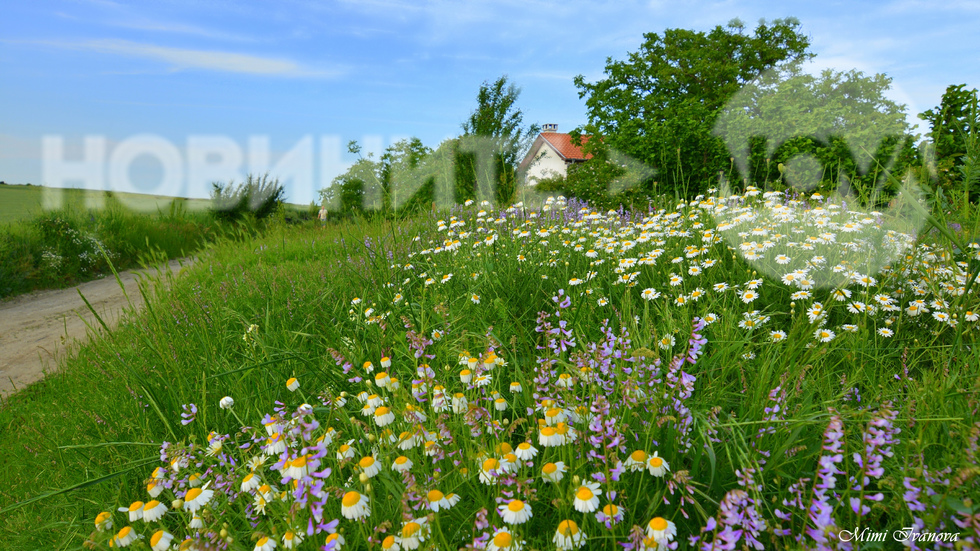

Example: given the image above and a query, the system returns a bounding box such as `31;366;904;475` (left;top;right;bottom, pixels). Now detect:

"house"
518;124;594;186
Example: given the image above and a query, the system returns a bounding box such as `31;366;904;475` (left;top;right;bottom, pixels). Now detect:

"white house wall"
524;145;569;186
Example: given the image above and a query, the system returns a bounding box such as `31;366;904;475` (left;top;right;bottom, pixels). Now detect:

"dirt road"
0;258;193;397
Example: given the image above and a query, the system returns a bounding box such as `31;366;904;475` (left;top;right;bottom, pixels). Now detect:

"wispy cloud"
31;38;343;77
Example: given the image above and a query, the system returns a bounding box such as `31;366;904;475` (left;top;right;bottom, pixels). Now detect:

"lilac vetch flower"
849;402;899;517
180;403;198;425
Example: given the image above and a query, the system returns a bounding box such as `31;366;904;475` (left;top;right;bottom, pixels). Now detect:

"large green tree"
574;18;813;197
456;76;540;205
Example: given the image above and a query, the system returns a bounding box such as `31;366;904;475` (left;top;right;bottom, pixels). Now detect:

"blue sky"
1;0;978;205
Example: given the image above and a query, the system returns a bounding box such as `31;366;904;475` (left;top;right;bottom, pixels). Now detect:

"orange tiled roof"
541;133;593;161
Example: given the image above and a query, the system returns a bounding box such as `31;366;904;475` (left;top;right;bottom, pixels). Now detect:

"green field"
0;183;213;224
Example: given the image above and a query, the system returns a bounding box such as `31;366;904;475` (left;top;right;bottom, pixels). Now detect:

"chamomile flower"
498;499;532;524
113;526;138;547
769;330;787;342
573;481;602;513
183;486;214;513
596;503;624;526
341;491;370;520
541;461;566;483
658;335;675;350
398;519;429;550
281;531;304;549
515;442;538;461
254;536;277;551
120;501;144;522
392;455;414;472
626;450;648;471
877;327;894;337
95;511;113;532
814;328;836;343
142;500;167;523
380;536;401;551
426;489;460;512
286;378;300;392
647;452;670;477
149;530;174;551
374;406;395;427
641;288;661;300
323;533;344;550
646;517;677;544
553;520;586;550
488;527;524;551
358;455;381;478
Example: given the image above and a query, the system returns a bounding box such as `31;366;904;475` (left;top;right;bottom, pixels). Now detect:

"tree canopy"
574;17;813;196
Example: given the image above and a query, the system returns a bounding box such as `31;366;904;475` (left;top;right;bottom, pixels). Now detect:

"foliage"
210;173;286;223
0;194;216;299
715;63;919;204
458;76;540;205
320;138;437;218
919;84;980;197
574;18;813;198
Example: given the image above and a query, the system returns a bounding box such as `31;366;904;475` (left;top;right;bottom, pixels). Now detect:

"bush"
210;174;286;223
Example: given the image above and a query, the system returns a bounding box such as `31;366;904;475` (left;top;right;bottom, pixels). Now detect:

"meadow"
1;189;979;550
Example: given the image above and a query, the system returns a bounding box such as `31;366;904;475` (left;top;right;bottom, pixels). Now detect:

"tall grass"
0;195;218;299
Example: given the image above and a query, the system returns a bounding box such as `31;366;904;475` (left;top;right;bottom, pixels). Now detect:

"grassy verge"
1;192;978;550
0;190;219;299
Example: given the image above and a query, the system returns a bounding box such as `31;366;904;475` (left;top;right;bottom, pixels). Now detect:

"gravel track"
0;258;193;397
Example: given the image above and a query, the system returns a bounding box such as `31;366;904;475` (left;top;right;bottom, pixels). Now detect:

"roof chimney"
542;123;558;133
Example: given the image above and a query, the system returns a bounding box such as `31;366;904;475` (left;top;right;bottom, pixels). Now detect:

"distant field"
0;184;212;224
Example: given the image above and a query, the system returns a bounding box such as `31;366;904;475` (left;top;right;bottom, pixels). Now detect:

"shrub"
210;174;286;223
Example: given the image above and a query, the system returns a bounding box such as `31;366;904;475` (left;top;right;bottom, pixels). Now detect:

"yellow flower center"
631;450;647;462
395;456;409;464
541;427;556;437
359;456;375;468
128;501;144;512
543;462;558;474
428;490;445;502
150;530;166;546
143;500;160;511
257;537;269;546
284;532;295;541
546;407;562;418
649;517;668;531
382;536;396;549
117;526;132;538
185;488;202;502
342;491;361;507
403;522;421;537
557;520;579;536
483;458;500;472
375;372;388;380
602;504;619;516
291;456;308;468
507;499;525;512
649;457;663;468
493;532;514;547
518;443;531;450
258;484;271;494
375;406;390;416
576;487;594;501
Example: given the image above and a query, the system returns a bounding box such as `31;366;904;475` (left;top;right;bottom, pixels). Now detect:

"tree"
919;84;980;193
574;18;813;197
320;138;435;217
714;63;917;202
457;76;540;205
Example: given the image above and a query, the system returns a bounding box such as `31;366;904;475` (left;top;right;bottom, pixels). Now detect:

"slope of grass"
1;193;978;550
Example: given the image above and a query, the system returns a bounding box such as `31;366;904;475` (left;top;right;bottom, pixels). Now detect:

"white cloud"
49;39;343;77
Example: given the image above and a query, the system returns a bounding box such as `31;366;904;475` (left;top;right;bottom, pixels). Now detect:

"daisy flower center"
494;532;513;547
507;500;525;512
650;517;668;531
